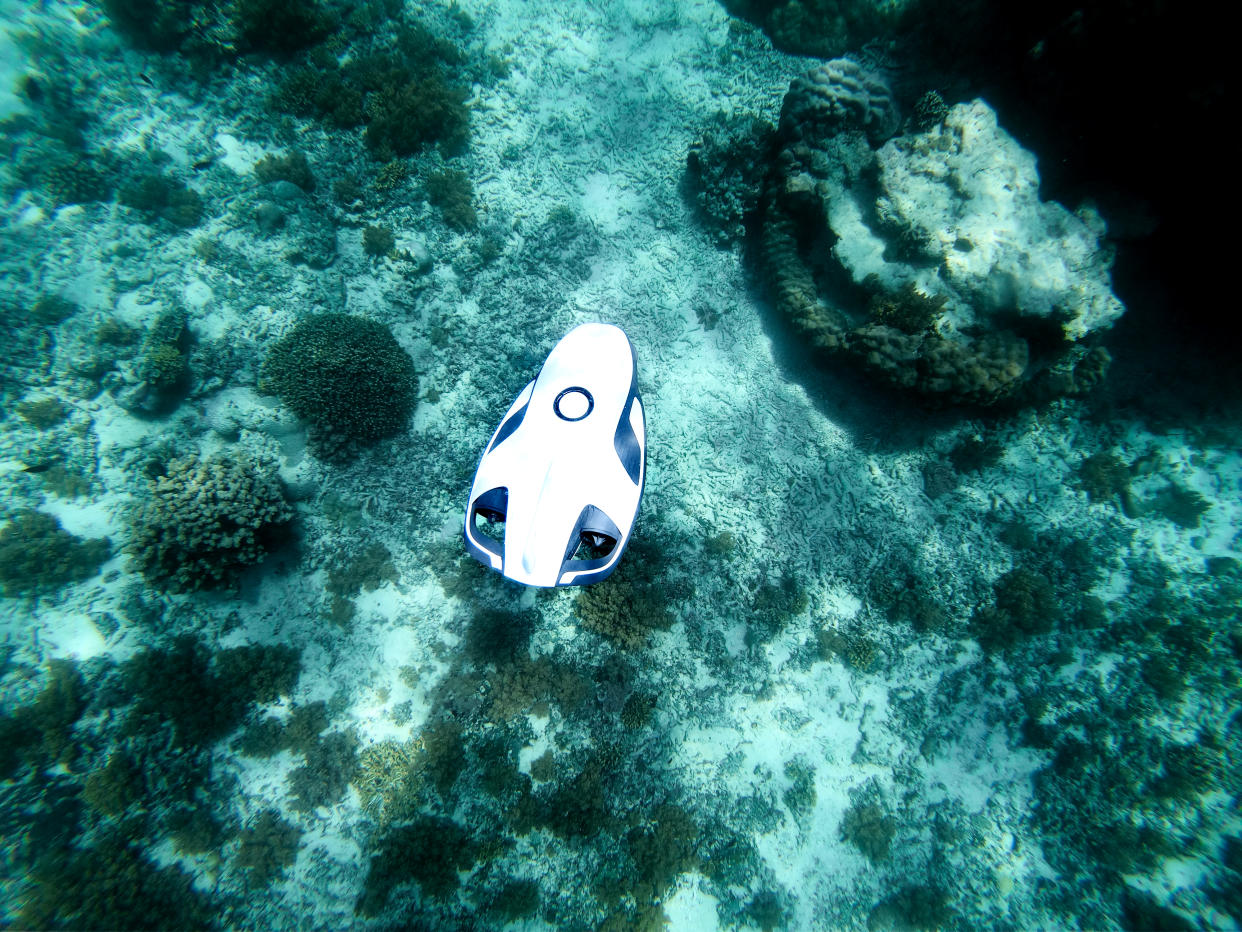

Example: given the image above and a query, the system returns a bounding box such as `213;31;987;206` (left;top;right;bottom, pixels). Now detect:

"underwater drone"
463;323;646;587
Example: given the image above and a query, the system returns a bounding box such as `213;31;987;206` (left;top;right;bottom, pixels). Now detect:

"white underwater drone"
463;323;646;587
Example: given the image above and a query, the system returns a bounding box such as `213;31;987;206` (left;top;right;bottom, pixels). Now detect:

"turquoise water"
1;1;1237;929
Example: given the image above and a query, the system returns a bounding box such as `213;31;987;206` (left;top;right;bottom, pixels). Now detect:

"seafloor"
0;0;1239;930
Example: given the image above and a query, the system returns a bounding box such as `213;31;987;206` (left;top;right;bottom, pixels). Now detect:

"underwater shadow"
741;270;983;455
1087;236;1242;434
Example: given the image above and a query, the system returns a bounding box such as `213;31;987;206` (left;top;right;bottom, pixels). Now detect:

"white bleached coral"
838;99;1125;341
762;92;1125;404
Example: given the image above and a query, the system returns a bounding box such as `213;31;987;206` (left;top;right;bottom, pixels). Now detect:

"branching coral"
485;654;588;721
748;571;808;645
127;453;292;590
573;539;688;649
0;510;110;597
355;815;477;915
425;167;477;231
41;150;113;206
121;636;301;747
1;659;86;773
971;566;1058;650
254;150;316;191
1076;451;1132;505
19;832;213;929
288;729;360;812
119;307;191;416
83;751;144;817
362;224;396;257
685;112;775;245
101;0;331;57
839;799;895;862
99;0;194;52
232;0;333;54
119;171;204;228
237;810;302;886
364;73;469;160
867;282;946;334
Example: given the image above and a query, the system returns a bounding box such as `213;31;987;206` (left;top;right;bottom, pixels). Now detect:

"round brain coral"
259;313;418;459
129;454;293;591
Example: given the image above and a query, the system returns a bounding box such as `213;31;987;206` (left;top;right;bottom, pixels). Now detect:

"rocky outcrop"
760;62;1124;405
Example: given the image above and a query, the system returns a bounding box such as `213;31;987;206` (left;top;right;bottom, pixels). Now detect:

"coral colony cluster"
0;0;1237;929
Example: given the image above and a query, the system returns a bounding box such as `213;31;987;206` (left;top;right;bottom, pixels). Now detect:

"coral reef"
760;80;1125;405
254;150;317;192
868;102;1122;338
127;453;292;590
866;282;945;334
118;171;204;228
364;74;470;160
778;57;900;147
259;313;418;459
116;307;192;416
839;798;895;862
19;832;214;930
356;815;477;914
237;810;302;886
120;636;301;747
0;510;110;598
425;167;477;231
10;3;1232;929
685;112;775;245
